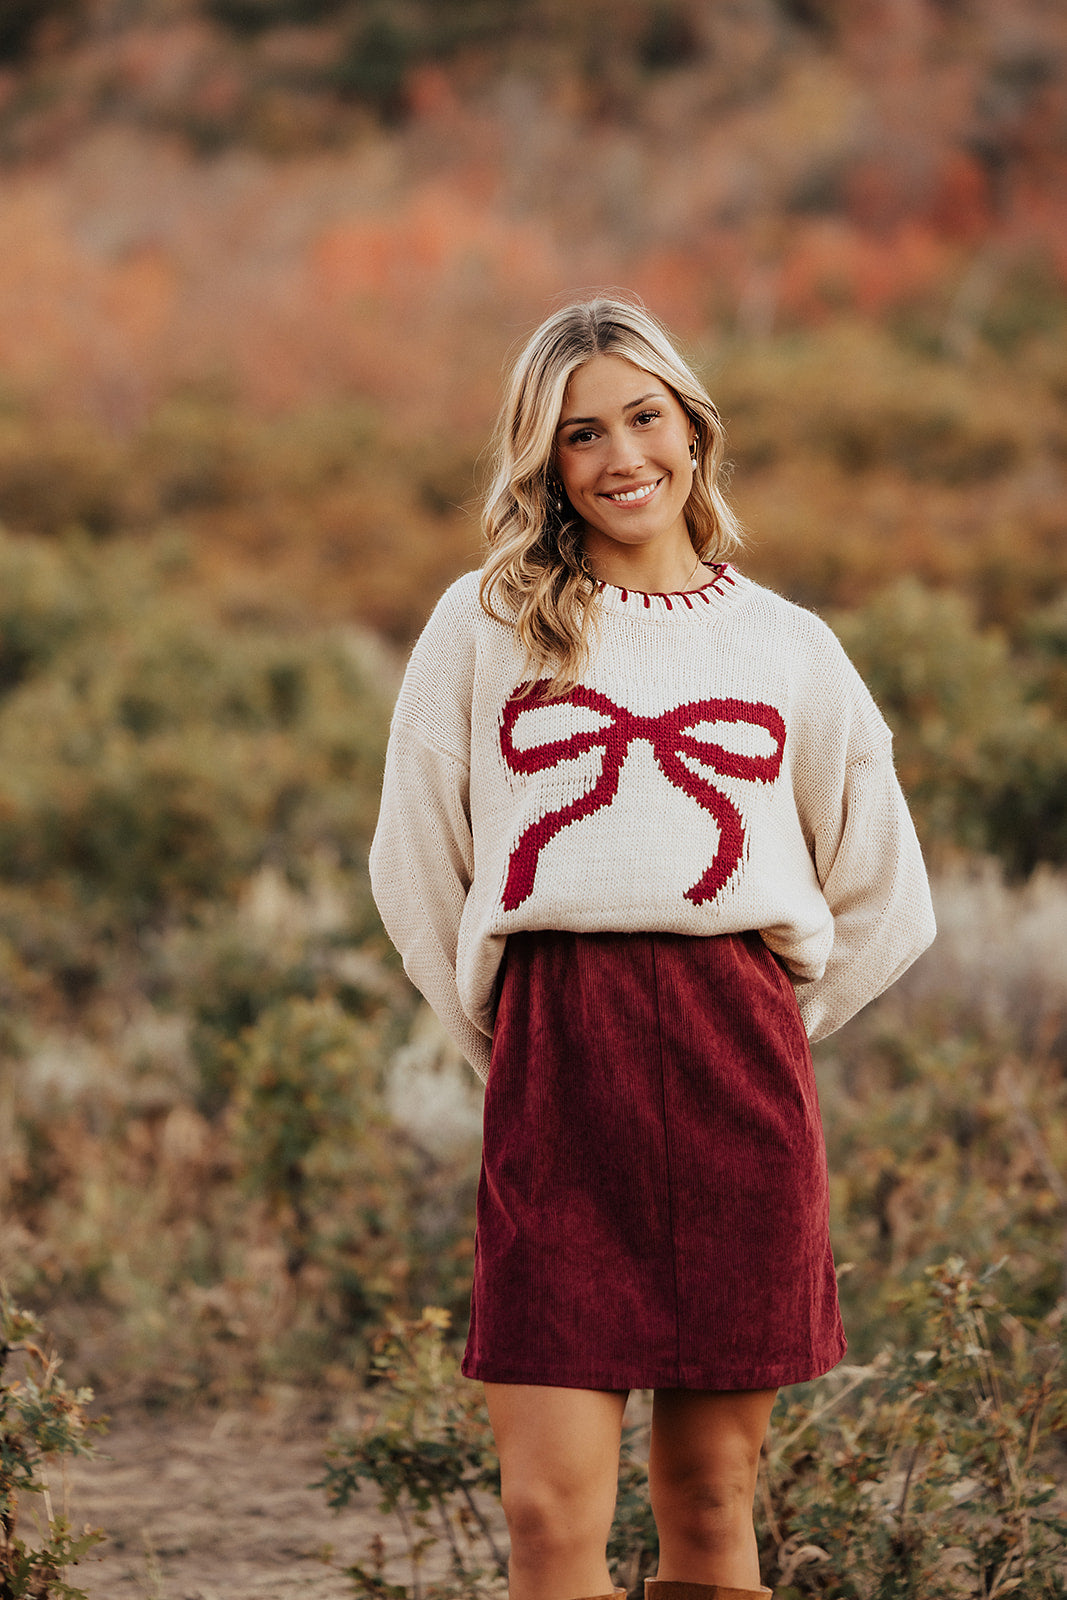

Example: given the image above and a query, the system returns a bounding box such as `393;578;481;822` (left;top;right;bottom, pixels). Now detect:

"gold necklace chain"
682;550;704;590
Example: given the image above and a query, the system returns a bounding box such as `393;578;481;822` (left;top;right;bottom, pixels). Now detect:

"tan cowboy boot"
645;1581;773;1600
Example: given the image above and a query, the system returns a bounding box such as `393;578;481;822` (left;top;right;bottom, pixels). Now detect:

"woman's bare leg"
647;1388;777;1589
484;1382;628;1600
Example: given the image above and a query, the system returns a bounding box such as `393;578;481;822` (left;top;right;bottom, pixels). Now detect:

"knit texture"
370;565;936;1081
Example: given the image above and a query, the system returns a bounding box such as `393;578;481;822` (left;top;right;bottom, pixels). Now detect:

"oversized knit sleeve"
790;623;936;1042
368;579;492;1082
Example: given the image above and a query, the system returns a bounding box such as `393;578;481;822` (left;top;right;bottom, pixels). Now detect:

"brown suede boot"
645;1581;773;1600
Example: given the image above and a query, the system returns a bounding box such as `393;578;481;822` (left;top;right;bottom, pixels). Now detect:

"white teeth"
606;481;658;503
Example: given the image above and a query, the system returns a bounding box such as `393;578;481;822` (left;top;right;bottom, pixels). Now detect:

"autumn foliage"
0;3;1061;1549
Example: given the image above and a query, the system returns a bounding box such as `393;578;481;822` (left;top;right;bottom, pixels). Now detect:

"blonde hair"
479;295;743;693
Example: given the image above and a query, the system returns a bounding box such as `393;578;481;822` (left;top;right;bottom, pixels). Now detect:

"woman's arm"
794;744;936;1042
370;727;492;1080
368;574;492;1081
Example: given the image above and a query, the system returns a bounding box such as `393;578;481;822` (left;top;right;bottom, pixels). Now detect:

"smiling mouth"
602;478;662;505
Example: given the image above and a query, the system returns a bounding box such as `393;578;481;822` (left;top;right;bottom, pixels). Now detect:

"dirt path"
60;1401;420;1600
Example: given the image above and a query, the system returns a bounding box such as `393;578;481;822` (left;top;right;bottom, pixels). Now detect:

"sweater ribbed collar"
594;563;749;621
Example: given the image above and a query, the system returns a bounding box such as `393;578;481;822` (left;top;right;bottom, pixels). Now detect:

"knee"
651;1468;755;1551
501;1474;614;1564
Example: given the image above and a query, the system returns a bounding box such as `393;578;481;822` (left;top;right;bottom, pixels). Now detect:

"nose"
604;426;645;475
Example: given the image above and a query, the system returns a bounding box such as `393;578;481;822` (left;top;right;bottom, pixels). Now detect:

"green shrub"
717;323;1040;489
318;1308;506;1598
830;579;1067;870
0;423;125;538
0;527;413;1395
0;536;103;696
0;1283;104;1600
761;1259;1067;1598
182;922;337;1116
230;995;408;1325
815;939;1067;1355
333;16;414;117
637;3;702;73
0;532;390;918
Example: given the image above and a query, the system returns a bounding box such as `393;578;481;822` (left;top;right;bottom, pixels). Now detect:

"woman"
369;296;935;1600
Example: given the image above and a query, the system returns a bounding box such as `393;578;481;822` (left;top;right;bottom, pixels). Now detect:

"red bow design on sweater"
499;683;786;911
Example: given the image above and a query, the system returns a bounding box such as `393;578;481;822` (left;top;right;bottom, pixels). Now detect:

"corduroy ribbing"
462;929;846;1391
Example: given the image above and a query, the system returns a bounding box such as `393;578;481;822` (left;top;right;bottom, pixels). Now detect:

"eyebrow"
556;392;668;433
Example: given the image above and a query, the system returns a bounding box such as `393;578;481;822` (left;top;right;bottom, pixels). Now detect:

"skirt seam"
651;940;684;1387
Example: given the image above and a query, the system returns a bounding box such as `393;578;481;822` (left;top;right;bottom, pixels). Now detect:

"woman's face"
553;353;696;573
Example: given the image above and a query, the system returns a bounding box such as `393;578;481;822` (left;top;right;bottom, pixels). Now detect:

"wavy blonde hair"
479;295;743;692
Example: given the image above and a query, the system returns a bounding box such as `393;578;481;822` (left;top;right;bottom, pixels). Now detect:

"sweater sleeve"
370;728;492;1081
368;577;492;1083
794;742;936;1042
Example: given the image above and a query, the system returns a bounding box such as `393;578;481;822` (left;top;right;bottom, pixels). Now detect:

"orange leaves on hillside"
0;13;1061;430
628;248;724;335
926;150;996;243
776;216;951;319
311;180;561;308
102;245;179;357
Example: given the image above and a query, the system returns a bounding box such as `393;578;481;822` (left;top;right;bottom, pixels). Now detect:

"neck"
583;541;706;594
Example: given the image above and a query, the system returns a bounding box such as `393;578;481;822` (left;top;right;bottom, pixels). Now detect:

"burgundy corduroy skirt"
461;928;846;1391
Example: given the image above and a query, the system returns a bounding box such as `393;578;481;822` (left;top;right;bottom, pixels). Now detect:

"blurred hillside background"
0;4;1065;1581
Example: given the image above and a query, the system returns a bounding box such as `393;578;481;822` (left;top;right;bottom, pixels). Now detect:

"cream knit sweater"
370;565;935;1082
